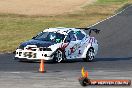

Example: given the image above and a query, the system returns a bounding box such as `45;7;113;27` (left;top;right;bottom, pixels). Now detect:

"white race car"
15;27;100;62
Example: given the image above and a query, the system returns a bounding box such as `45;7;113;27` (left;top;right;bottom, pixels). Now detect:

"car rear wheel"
83;48;95;62
53;49;65;63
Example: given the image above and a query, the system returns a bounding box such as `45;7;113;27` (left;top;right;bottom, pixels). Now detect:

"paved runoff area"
0;70;132;88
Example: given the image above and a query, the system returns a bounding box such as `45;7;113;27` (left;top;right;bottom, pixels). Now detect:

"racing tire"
83;48;95;62
53;49;65;63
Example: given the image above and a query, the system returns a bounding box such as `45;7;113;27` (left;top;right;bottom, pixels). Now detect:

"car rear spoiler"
76;28;100;35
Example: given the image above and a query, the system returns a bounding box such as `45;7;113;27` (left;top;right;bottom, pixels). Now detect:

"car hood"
19;39;57;49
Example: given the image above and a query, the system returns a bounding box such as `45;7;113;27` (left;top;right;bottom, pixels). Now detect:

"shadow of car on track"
16;57;132;64
62;57;132;63
47;57;132;63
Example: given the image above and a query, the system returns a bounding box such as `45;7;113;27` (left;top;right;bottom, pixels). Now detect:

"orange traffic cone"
39;59;46;73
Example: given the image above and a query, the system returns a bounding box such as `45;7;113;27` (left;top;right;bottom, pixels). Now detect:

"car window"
75;31;85;40
65;31;76;42
69;31;76;41
34;32;65;43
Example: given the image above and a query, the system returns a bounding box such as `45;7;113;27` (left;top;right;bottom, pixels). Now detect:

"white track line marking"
88;4;132;28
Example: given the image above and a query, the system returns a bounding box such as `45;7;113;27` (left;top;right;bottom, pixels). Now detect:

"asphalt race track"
0;5;132;88
90;5;132;58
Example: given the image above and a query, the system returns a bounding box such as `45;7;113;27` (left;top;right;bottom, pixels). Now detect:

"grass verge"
0;0;132;52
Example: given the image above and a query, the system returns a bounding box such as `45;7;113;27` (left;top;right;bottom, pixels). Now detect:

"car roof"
43;27;82;35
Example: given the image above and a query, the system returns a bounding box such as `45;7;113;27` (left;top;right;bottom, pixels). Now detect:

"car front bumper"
15;49;54;60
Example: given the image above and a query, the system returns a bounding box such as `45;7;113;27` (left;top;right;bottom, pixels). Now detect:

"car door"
73;30;86;58
64;31;79;59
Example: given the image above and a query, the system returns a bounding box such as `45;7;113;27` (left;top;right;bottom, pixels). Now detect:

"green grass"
0;0;131;52
0;15;100;52
97;0;128;4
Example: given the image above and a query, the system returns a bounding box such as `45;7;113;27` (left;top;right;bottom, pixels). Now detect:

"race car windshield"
34;32;65;43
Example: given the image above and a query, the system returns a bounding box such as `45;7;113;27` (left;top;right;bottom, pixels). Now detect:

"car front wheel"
53;49;64;63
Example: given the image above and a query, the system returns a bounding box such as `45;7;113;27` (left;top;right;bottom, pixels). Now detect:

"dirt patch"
0;0;96;16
